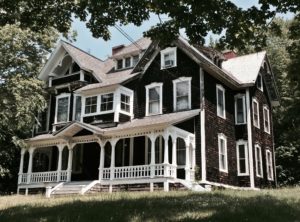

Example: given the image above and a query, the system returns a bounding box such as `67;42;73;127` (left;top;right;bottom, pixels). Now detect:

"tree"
0;24;59;193
0;1;299;49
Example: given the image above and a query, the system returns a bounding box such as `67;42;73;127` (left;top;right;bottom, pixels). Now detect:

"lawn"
0;188;299;222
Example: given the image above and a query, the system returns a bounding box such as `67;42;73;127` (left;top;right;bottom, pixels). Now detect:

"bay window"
173;77;192;111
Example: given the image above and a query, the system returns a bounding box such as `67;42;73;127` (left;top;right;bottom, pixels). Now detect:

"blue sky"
69;1;294;60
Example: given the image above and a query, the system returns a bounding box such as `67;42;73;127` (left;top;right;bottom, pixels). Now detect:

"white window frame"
266;149;274;181
145;83;163;116
236;140;249;176
172;77;192;111
84;95;98;115
73;94;82;121
255;144;263;178
218;133;228;173
234;94;246;124
257;73;263;91
54;93;71;124
252;98;260;129
100;93;114;112
263;105;270;134
160;47;177;69
216;84;226;119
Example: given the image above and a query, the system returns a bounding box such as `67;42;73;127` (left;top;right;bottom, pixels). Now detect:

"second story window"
55;94;70;124
85;96;97;114
146;83;163;116
252;98;260;128
218;133;228;173
117;59;123;70
125;57;131;68
263;105;270;133
161;47;177;69
173;77;192;111
216;84;226;119
101;93;114;111
121;94;130;113
235;94;246;124
73;95;82;121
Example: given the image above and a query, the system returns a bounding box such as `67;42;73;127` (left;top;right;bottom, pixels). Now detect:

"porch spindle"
18;148;26;184
27;147;35;184
67;145;73;182
185;138;191;181
57;145;64;182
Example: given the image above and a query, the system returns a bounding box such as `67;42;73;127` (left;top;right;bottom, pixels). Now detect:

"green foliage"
0;1;299;49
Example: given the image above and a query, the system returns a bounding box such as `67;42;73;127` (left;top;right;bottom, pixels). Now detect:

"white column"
27;147;35;185
185;138;191;181
18;149;26;184
129;138;134;166
67;144;74;182
172;136;177;178
163;134;169;178
57;145;64;182
191;139;196;182
149;134;156;178
99;142;105;181
110;139;117;180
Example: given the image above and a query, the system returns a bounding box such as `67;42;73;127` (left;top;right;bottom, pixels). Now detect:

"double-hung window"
216;84;226;119
218;134;228;173
235;94;246;124
55;94;70;123
255;144;263;177
161;47;177;69
266;149;274;180
146;83;163;116
101;93;114;111
85;96;97;114
173;77;192;111
263;105;270;133
236;140;249;176
257;73;263;91
252;98;260;128
121;93;130;113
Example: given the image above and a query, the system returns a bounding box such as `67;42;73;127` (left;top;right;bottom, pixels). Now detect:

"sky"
69;1;294;60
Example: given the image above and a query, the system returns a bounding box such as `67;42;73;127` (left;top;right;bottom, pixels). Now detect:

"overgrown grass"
0;188;299;222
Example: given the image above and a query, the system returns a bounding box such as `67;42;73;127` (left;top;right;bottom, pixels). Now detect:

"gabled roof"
222;51;266;84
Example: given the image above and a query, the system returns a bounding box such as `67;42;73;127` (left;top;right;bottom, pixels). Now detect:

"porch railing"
18;170;69;184
100;164;176;180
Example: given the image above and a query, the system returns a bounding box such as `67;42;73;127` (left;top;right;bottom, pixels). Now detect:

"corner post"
57;144;64;182
67;144;74;182
171;135;177;178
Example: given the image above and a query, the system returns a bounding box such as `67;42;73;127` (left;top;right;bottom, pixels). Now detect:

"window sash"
147;86;161;115
218;135;227;172
56;96;69;123
235;95;246;124
237;142;249;175
263;107;270;133
85;96;97;114
255;146;263;177
266;151;273;180
253;99;260;128
101;93;114;111
121;94;130;112
217;86;225;118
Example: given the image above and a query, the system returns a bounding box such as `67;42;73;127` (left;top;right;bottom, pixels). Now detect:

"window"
121;94;130;113
173;77;192;111
146;83;163;116
85;96;97;114
73;95;81;121
235;94;246;124
55;94;70;123
37;108;48;132
218;134;228;172
255;144;263;177
236;141;249;176
117;59;123;70
101;93;114;111
252;98;260;128
132;55;139;66
160;47;177;69
263;105;270;133
216;84;226;119
266;149;274;180
125;57;131;68
257;73;263;91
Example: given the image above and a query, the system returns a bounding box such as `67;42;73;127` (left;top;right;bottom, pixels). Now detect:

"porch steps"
51;181;97;196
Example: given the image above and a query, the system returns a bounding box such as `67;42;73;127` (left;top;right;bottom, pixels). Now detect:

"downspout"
246;88;255;189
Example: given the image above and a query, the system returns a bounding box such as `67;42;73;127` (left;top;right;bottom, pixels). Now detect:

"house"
17;36;279;195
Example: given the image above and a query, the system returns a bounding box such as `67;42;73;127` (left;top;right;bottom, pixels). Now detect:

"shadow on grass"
0;192;299;222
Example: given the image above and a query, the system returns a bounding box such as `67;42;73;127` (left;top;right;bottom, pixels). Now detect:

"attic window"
161;47;177;69
117;59;123;70
125;57;131;68
257;73;263;91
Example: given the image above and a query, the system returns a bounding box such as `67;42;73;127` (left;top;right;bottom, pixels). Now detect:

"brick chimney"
223;50;237;60
112;44;125;55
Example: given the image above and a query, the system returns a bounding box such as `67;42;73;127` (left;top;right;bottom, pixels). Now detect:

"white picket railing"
18;171;69;184
101;164;176;180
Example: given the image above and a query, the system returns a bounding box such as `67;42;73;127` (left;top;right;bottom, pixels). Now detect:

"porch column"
172;136;177;178
191;138;196;181
57;144;64;182
149;134;156;179
110;139;117;180
129;138;134;166
98;141;105;181
185;138;191;181
66;144;74;182
27;147;35;185
163;134;169;178
18;148;26;184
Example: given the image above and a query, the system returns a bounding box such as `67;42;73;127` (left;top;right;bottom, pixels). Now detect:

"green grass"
0;188;299;222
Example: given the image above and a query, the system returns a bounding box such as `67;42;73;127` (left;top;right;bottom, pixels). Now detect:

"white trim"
254;144;263;178
54;93;71;124
252;97;260;129
236;140;249;176
234;94;246;125
200;67;206;181
172;77;192;111
216;84;226;119
266;149;274;181
145;82;163;116
160;47;177;69
218;133;228;173
263;105;270;134
257;73;263;92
